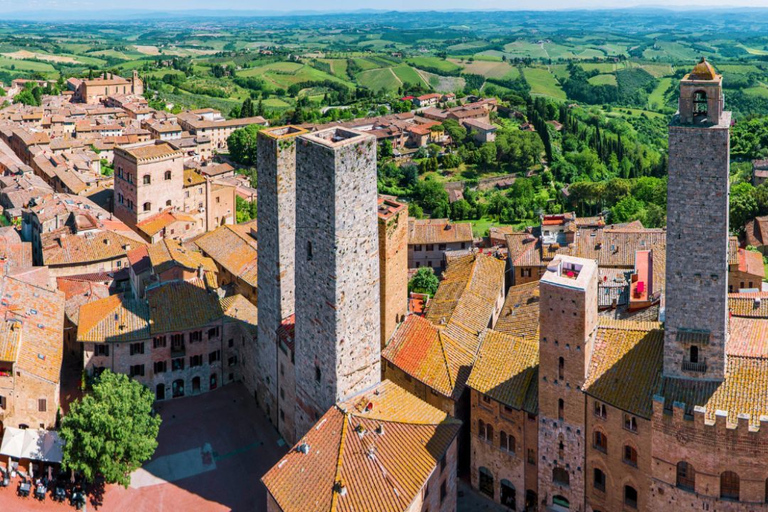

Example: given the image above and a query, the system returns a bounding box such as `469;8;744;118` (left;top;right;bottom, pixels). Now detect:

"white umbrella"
47;466;52;481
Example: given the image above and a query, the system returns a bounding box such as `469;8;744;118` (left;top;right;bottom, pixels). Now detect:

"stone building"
378;196;409;348
0;274;64;431
77;280;255;400
113;141;185;228
728;247;764;293
261;380;461;512
408;218;473;271
293;127;381;438
73;71;143;104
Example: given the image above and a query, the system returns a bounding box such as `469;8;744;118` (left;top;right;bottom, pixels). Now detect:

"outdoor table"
54;486;66;502
18;481;30;497
35;485;46;500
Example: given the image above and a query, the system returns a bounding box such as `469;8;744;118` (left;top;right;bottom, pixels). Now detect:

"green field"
406;56;461;73
648;77;672;110
588;74;617;86
357;67;402;92
524;67;566;99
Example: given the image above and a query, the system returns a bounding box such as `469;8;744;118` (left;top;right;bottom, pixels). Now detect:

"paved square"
0;383;287;512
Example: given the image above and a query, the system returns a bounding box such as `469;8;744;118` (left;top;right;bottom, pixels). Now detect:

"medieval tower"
256;126;308;429
664;57;730;381
293;127;382;437
538;255;598;512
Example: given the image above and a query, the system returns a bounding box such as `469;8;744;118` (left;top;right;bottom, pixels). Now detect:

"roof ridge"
436;330;455;391
329;411;349;512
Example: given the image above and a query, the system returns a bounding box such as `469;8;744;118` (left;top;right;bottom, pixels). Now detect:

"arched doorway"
552;495;570;511
479;466;494;499
210;373;217;390
500;479;516;510
172;379;184;398
156;384;165;400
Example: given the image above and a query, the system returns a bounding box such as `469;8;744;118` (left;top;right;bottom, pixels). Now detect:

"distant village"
0;62;765;512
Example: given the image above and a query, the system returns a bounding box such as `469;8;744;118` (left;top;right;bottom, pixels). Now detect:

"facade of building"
378;196;409;348
73;71;144;104
408;219;474;271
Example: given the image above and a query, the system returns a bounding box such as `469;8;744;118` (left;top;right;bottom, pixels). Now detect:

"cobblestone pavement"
457;478;512;512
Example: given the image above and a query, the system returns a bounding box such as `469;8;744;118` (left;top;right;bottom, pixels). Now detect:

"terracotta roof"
136;210;197;238
120;142;180;161
146;238;216;277
729;292;768;318
42;230;140;267
262;380;461;512
147;279;223;334
194;223;258;288
584;319;664;418
77;293;150;344
56;278;110;325
408;218;473;245
424;253;505;336
493;281;540;341
745;216;768;247
737;248;765;278
687;57;718;81
467;330;538;412
183;168;206;187
220;294;258;338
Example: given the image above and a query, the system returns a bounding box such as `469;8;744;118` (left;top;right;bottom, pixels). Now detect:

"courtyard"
0;383;286;512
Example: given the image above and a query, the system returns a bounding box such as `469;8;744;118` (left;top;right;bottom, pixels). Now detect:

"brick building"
408;218;474;271
73;71;143;104
378;196;408;348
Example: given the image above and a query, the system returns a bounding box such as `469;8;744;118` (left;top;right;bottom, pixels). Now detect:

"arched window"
500;431;515;453
143;175;151;185
690;345;699;363
192;376;201;392
624;485;638;509
558;398;564;420
479;467;494;498
143;202;151;212
500;479;516;509
623;445;638;466
693;90;707;116
486;424;494;442
166;200;172;207
478;419;485;439
721;471;740;501
553;467;569;487
593;430;607;453
676;461;695;492
558;356;564;380
552;495;569;508
165;170;172;180
593;468;606;492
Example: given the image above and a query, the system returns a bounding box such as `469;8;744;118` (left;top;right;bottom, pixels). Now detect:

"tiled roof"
42;230;140;266
56;278;110;325
136;210;197;238
277;314;295;352
262;380;461;512
728;316;768;358
221;294;258;338
382;314;478;400
194;223;258;288
584;319;664;418
424;253;505;336
408;218;473;245
147;279;223;334
658;355;768;427
146;238;217;277
120;142;180;161
729;292;768;318
183;168;206;187
744;216;768;247
467;330;538;412
493;281;540;341
738;248;765;278
77;294;150;343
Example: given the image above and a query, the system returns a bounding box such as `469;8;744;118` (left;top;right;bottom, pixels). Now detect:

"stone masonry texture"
293;128;381;439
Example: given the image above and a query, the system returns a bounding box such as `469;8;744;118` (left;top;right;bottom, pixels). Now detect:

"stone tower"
293;127;381;438
255;125;308;428
537;255;598;512
664;58;730;381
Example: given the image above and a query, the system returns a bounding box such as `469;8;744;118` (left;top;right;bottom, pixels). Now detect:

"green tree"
240;98;254;118
227;124;264;166
60;370;161;487
409;267;439;296
14;89;38;106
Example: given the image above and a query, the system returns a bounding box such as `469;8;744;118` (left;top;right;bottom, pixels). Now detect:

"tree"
227;124;264;166
240;98;254;118
409;267;439;296
60;370;161;487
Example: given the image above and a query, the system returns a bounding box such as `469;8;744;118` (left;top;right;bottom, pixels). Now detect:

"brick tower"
537;255;598;512
255;126;307;428
377;196;409;349
664;58;730;381
293;127;381;438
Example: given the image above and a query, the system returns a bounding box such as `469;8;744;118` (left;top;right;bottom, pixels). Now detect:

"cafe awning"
0;427;63;463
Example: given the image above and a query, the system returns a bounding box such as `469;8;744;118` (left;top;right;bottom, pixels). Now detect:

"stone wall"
294;128;381;438
255;126;305;427
0;372;59;430
664;114;731;381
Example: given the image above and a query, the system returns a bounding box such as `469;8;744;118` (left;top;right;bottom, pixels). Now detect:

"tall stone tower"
293;127;381;437
664;58;730;381
255;125;308;428
537;255;598;512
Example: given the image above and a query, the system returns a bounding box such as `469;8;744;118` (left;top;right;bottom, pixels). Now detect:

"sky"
7;0;768;13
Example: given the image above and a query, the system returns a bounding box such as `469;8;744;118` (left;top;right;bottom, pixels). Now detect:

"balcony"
682;360;707;373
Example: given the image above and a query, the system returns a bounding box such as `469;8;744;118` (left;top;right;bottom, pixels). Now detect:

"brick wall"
378;203;408;348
